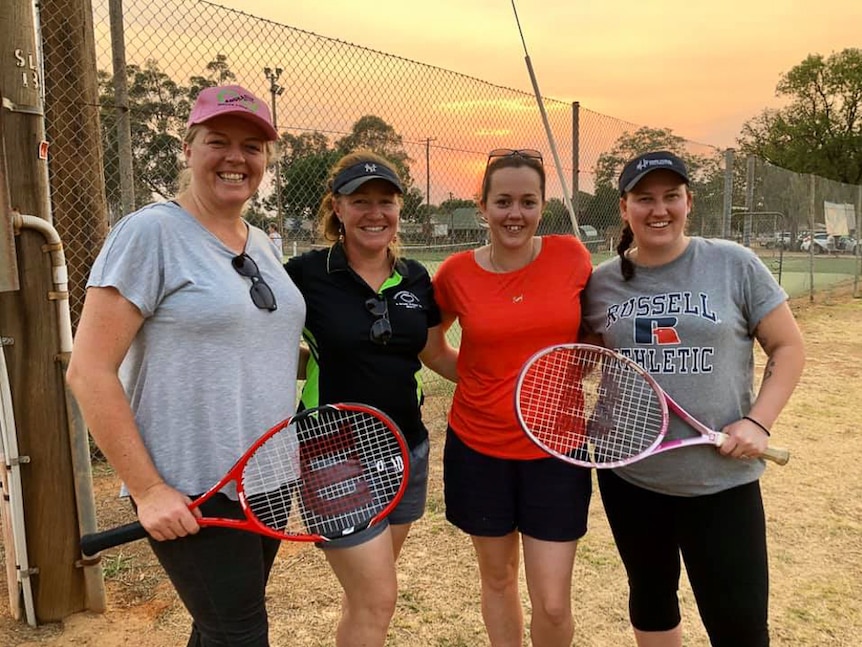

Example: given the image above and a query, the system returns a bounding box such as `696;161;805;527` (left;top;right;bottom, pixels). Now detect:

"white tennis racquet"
515;344;790;469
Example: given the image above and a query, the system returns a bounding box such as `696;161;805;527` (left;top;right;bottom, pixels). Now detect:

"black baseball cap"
618;151;689;195
332;161;403;195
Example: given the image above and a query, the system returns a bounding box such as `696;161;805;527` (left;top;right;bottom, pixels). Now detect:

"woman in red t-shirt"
431;149;593;646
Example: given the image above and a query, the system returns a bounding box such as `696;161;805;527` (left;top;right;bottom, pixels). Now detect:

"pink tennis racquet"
80;403;409;557
515;344;790;469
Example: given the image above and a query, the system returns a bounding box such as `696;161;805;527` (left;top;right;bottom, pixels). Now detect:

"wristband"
743;415;771;436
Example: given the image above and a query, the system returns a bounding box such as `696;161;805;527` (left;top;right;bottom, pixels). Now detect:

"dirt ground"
2;284;861;646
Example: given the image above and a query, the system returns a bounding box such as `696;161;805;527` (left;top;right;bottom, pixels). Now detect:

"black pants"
598;470;769;647
145;494;281;647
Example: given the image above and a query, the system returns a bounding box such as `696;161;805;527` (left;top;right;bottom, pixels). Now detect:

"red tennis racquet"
515;344;790;469
80;403;409;557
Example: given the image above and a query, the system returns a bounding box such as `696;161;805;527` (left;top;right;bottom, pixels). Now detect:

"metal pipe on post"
510;0;579;235
11;213;105;614
109;0;135;221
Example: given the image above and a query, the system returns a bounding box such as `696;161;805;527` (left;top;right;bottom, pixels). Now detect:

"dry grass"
1;285;861;646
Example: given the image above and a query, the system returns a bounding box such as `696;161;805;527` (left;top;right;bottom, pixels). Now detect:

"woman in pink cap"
68;85;303;646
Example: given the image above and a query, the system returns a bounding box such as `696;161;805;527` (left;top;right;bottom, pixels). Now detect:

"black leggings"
144;494;281;647
598;470;769;647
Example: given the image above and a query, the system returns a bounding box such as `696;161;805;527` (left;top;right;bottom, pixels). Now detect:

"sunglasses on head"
232;253;278;311
365;295;392;345
486;148;544;165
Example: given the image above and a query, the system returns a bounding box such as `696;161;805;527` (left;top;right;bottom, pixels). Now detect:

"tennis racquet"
80;403;409;557
515;344;790;469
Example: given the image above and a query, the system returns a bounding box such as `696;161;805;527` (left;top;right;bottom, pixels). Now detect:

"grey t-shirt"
582;237;787;496
87;201;305;498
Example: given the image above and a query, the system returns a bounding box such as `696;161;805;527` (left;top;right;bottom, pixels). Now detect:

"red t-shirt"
433;235;593;459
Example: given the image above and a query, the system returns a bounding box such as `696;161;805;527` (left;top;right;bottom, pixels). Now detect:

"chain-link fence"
37;0;862;430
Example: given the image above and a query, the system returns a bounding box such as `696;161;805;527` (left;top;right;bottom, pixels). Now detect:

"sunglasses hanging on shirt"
365;295;392;345
232;253;278;311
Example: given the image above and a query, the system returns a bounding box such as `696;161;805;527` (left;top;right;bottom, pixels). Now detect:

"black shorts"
443;426;591;541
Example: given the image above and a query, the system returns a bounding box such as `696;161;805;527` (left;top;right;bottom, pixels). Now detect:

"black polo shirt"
285;243;442;448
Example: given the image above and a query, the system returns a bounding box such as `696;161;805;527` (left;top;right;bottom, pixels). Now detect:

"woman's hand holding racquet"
135;482;202;541
719;417;772;462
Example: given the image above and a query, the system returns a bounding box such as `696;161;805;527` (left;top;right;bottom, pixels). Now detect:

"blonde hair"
176;124;279;193
317;150;403;258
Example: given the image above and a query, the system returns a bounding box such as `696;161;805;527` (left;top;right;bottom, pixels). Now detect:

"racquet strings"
242;408;405;538
519;347;665;465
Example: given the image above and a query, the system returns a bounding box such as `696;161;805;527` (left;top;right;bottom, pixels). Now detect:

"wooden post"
0;100;18;294
0;0;103;622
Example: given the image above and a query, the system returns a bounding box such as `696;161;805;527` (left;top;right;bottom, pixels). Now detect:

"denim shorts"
318;436;430;550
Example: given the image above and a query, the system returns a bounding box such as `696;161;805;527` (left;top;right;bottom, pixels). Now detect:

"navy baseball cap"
333;161;404;195
618;151;689;195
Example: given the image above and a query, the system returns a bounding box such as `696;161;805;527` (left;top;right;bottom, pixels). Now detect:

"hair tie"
743;416;771;436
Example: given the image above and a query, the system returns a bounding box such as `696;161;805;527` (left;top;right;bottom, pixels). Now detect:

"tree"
588;127;724;236
98;55;239;219
539;198;571;234
335;115;414;188
400;187;425;222
439;197;476;213
273;116;416;230
189;53;236;93
279;148;341;226
738;48;862;184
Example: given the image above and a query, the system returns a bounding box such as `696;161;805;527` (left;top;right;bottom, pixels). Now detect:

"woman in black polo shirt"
284;150;457;647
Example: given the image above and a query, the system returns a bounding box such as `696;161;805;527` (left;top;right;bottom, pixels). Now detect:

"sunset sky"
214;0;861;149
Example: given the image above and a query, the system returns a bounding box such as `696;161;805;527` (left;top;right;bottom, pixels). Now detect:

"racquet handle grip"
762;446;790;466
80;521;148;557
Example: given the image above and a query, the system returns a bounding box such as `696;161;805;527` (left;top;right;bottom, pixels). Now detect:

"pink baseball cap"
187;85;278;141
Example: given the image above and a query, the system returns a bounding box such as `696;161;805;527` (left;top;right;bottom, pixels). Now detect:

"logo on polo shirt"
393;290;421;309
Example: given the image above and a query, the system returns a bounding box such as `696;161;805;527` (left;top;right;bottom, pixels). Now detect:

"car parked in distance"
758;232;792;249
800;232;858;254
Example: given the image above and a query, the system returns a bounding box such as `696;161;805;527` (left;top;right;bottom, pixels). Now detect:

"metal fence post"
722;148;735;239
109;0;136;221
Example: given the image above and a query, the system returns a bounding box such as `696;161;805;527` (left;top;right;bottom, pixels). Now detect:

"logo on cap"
636;158;674;171
217;88;260;114
365;164;377;173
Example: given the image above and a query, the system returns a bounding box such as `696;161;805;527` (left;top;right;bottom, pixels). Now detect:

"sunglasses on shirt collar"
232;253;278;311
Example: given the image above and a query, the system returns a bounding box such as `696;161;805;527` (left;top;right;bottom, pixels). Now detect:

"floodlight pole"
264;66;284;248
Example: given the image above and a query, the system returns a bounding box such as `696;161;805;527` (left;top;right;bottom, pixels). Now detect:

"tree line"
97;48;862;237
